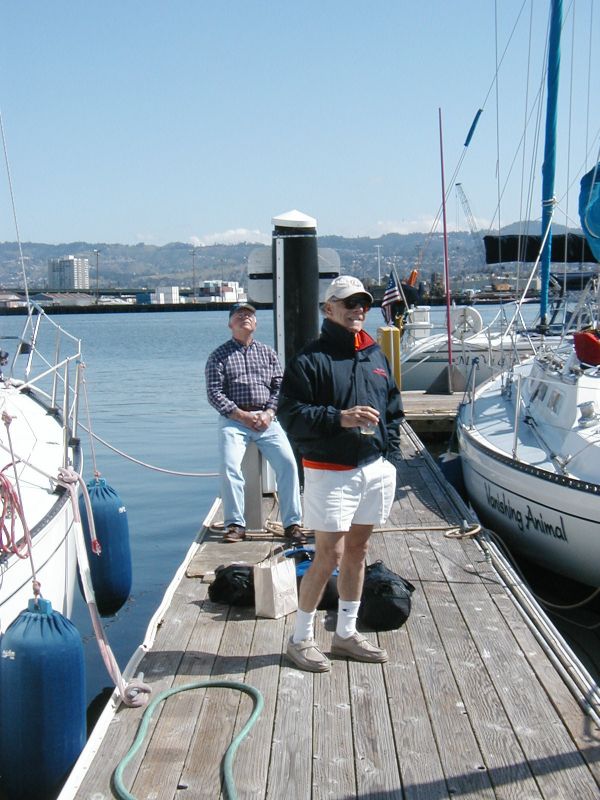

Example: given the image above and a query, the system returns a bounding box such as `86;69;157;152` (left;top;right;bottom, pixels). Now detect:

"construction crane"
455;183;486;269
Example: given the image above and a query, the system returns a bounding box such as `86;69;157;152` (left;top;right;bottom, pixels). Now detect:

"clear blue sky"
1;1;598;246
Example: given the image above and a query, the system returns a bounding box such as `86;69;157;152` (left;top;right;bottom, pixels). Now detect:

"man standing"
277;276;403;672
206;303;305;544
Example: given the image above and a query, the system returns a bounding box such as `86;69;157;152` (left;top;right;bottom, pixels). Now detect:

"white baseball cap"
324;275;373;303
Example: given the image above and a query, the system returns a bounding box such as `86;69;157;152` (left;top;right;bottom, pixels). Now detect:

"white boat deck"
462;383;554;471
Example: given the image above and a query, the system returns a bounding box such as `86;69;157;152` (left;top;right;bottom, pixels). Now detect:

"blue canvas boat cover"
579;164;600;262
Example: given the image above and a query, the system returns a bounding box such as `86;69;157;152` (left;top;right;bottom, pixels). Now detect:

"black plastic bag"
358;560;415;630
208;563;254;606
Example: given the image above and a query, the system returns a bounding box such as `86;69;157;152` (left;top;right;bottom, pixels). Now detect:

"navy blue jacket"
278;318;403;467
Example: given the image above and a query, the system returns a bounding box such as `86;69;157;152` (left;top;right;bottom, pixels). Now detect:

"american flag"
381;273;402;324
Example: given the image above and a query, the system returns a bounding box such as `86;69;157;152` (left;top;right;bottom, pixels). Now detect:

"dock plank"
179;605;257;797
349;659;403;797
230;616;287;800
451;581;600;799
266;614;314;800
407;580;496;798
130;586;227;799
423;580;543;799
312;654;356;799
486;581;600;787
73;574;204;799
64;427;600;800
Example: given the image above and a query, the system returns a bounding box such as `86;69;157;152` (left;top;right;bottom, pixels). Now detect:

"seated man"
205;303;305;544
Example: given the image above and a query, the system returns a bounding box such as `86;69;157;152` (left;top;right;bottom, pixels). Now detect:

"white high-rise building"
47;256;90;290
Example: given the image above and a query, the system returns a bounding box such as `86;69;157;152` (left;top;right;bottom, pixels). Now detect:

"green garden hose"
113;680;264;800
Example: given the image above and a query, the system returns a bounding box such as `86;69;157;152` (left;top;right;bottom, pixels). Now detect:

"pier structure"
61;420;600;799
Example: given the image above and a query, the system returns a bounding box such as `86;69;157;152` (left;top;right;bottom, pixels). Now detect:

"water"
2;310;227;704
3;303;593;711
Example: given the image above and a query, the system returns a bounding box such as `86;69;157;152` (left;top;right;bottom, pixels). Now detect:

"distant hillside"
0;224;585;291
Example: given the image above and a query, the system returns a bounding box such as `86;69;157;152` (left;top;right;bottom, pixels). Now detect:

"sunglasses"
334;295;372;311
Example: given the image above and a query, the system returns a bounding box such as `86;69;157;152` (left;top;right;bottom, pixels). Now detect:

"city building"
47;256;90;291
151;285;180;304
198;280;247;303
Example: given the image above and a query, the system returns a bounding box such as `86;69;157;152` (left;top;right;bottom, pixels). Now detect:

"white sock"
293;609;316;643
336;600;361;639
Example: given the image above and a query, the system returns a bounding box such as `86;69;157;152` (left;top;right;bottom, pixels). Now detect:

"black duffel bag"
358;560;415;630
208;563;254;606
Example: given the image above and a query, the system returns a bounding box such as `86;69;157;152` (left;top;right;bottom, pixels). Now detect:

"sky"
0;1;599;247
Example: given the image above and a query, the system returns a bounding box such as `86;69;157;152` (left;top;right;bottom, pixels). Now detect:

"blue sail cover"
579;164;600;262
539;0;563;324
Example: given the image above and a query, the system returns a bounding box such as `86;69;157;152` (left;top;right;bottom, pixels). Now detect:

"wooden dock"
401;391;462;436
61;422;600;800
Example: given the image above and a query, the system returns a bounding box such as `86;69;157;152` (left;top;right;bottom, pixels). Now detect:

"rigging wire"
0;108;30;308
414;0;531;273
584;0;594;169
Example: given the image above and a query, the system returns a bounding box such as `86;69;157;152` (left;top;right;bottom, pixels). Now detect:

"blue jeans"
218;416;302;529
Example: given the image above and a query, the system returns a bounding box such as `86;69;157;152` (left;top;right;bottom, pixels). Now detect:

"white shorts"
303;457;397;532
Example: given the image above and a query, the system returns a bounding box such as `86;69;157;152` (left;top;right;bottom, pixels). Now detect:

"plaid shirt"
205;337;282;417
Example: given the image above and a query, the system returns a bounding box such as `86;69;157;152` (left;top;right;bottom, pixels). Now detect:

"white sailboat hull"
457;339;600;587
399;307;547;392
0;335;82;632
458;422;600;586
0;496;78;631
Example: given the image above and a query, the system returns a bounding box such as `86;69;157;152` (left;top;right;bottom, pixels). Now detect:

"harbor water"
1;305;596;713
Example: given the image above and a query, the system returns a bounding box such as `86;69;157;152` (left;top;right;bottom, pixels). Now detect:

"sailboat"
398;286;595;392
397;300;540;392
457;0;600;586
0;109;140;799
0;304;82;632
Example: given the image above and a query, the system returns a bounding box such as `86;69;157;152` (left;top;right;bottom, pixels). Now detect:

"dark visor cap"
229;302;256;318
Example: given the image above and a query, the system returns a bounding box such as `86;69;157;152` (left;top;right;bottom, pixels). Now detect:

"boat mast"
438;108;453;384
539;0;563;329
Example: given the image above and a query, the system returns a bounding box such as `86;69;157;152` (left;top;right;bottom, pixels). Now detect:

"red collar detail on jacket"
354;329;376;351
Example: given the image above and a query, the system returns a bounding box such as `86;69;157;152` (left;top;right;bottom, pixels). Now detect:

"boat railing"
467;348;589;464
511;374;524;459
5;303;82;469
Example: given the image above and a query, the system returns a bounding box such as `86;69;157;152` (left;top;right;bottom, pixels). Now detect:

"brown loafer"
286;638;331;672
284;524;308;545
331;632;388;663
222;524;246;543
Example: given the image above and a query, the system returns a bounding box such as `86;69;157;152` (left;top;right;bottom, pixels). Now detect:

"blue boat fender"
0;598;86;800
78;477;133;616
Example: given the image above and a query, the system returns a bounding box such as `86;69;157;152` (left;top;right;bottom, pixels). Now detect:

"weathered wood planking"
68;432;600;800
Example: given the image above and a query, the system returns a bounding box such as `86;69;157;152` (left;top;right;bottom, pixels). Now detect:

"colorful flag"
381;273;401;324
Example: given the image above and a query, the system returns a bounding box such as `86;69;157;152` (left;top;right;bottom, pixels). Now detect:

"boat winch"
578;400;600;428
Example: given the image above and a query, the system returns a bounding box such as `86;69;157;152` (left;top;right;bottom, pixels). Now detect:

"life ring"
450;306;483;339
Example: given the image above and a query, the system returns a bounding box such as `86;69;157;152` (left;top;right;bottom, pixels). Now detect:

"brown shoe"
286;638;331;672
222;524;246;543
331;632;388;663
284;524;308;545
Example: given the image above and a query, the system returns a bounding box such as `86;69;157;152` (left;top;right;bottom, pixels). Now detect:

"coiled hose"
113;680;264;800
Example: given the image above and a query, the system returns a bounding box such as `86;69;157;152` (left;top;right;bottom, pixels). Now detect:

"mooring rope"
57;466;151;709
77;419;220;478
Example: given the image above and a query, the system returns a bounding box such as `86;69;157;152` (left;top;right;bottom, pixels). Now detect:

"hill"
0;225;583;292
